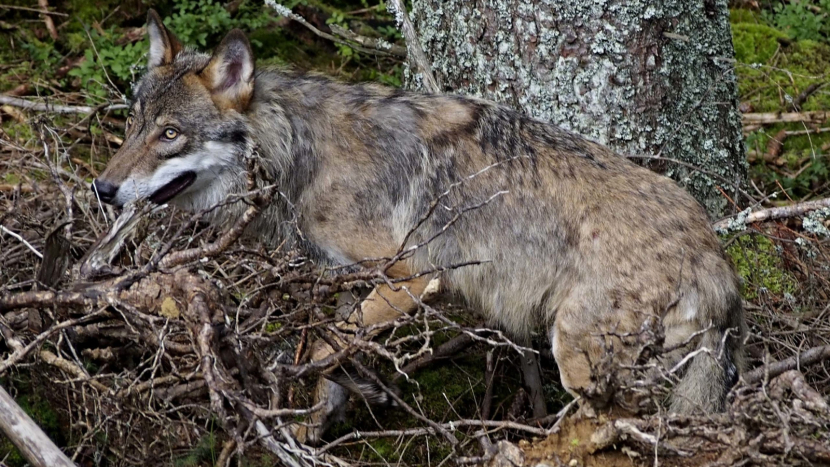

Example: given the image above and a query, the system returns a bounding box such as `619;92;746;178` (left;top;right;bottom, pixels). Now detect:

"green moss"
63;0;123;25
411;361;483;412
726;235;797;300
364;437;399;462
731;8;830;198
174;432;218;467
732;12;830;113
731;23;786;64
326;353;490;463
240;453;277;467
2;121;35;144
729;8;762;24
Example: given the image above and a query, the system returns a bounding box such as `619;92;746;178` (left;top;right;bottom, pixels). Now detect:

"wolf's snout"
91;179;118;204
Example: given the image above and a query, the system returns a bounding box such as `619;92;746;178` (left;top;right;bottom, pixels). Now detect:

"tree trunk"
409;0;745;217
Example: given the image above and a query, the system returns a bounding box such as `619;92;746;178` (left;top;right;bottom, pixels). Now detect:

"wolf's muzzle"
91;179;118;204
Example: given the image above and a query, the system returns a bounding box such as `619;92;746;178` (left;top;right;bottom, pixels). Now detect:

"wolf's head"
92;10;255;211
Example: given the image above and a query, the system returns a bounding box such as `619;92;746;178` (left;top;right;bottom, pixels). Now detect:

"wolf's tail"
669;298;745;414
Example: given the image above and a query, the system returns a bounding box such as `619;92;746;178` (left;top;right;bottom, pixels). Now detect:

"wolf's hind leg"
299;275;433;444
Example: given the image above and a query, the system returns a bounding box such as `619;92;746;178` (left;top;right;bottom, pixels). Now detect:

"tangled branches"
2;114;830;467
0;142;564;465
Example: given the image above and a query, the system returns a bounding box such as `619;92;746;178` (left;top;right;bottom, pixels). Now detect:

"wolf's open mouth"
149;171;196;204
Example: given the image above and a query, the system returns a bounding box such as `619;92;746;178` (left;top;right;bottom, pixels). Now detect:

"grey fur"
95;20;746;433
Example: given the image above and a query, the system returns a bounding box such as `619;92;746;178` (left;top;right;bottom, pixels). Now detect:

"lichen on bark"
410;0;746;217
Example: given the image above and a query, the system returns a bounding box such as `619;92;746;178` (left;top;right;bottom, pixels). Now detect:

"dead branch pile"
2;111;830;467
521;370;830;467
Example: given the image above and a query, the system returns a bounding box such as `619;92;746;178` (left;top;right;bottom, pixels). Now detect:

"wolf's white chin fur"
113;141;244;210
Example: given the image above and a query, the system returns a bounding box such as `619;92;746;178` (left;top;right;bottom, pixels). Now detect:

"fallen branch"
37;0;58;40
0;224;42;259
318;418;550;453
39;349;111;393
760;433;830;463
769;370;830;413
79;200;162;279
0;4;68;16
589;418;691;457
0;310;109;374
0;385;74;467
159;199;262;269
742;111;830;126
785;126;830;136
712;197;830;231
744;345;830;384
391;331;475;380
0;95;128;115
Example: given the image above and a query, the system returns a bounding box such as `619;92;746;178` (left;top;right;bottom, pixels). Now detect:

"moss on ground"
727;234;798;300
732;8;830;112
324;346;523;463
731;8;830;199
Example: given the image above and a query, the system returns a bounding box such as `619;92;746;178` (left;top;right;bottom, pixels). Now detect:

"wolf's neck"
214;70;332;249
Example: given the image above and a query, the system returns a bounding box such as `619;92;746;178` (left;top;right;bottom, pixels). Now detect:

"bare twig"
744;345;830;384
37;0;58;40
481;350;496;420
318;418;549;454
0;310;108;374
0;4;68;16
264;1;401;58
391;332;476;380
626;154;759;205
329;24;407;58
743;111;830;126
349;358;459;445
785;126;830;136
159;197;265;269
589;418;692;457
0;225;42;259
0;95;128;114
385;0;440;93
790;83;827;111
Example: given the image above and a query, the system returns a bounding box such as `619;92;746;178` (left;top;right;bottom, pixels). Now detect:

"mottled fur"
95;13;746;443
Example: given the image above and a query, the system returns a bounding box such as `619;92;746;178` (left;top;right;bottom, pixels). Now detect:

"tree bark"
409;0;745;217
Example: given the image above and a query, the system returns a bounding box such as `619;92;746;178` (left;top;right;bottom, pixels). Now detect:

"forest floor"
1;1;830;466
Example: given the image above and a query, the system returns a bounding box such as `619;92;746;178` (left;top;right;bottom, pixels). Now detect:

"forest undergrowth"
1;1;830;465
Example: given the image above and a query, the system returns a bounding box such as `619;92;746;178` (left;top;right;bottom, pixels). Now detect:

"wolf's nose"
92;179;118;204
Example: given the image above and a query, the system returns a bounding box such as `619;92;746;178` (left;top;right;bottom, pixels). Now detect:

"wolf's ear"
201;29;255;111
146;9;182;69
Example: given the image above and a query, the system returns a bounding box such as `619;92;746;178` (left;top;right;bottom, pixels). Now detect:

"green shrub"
761;0;830;41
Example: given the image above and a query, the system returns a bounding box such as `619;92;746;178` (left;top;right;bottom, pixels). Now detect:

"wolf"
93;10;746;444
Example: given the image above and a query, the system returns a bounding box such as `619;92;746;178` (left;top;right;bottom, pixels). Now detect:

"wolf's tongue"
149;171;197;204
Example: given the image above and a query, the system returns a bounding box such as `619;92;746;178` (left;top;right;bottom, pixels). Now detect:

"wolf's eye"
162;128;179;141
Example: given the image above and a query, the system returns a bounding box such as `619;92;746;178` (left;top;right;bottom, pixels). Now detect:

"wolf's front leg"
297;276;433;445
